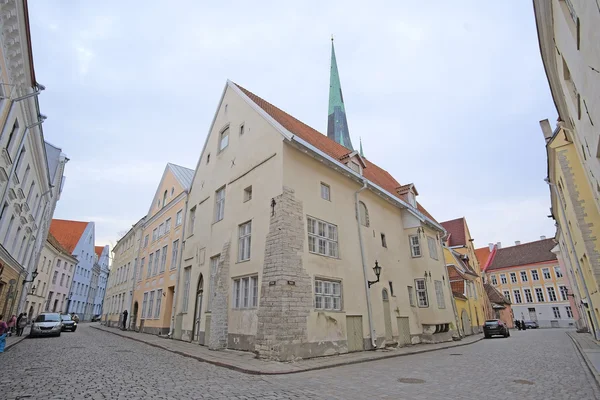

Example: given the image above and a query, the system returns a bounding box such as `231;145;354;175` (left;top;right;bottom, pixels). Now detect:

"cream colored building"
131;163;193;334
172;79;455;361
103;217;145;328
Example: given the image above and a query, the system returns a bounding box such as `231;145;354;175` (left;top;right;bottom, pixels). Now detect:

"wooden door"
346;316;364;352
461;309;472;335
396;317;411;346
382;289;393;341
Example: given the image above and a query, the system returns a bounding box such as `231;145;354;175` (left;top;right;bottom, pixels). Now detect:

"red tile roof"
475;246;492;270
486;238;557;271
47;232;74;258
484;283;511;305
95;246;104;259
441;217;466;247
49;219;89;254
234;83;438;224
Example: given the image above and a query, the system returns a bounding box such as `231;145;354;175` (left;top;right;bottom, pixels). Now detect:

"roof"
95;246;104;259
484;283;511;305
233;82;438;224
444;248;478;277
441;217;466;247
44;142;62;183
47;232;75;259
486;238;557;271
49;219;89;254
168;163;194;190
450;280;464;295
453;292;468;301
475;247;492;269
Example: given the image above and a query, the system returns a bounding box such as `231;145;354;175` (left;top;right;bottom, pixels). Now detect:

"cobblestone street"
1;325;598;400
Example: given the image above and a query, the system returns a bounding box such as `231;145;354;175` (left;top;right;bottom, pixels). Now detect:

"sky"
28;0;557;251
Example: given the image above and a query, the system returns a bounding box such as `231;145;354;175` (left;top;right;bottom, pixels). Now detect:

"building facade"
131;164;192;335
93;245;109;317
484;238;579;328
171;76;455;361
103;217;144;328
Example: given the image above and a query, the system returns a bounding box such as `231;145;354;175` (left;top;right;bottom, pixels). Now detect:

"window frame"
542;268;552;280
214;186;226;222
547;286;558;302
171;240;179;270
307;216;339;258
243;186;252;202
176;210;183;226
535;287;545;302
409;235;421;258
513;289;522;304
524;288;533;303
510;272;518;283
552;306;561;319
520;271;528;282
314;278;342;311
182;267;191;313
381;233;387;248
434;280;445;309
531;269;539;281
232;274;259;310
238;220;252;262
218;126;230;153
415;278;428;308
491;275;497;285
407;286;415;307
500;274;507;284
320;182;331;201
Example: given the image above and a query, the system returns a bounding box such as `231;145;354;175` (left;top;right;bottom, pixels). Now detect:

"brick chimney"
488;242;494;251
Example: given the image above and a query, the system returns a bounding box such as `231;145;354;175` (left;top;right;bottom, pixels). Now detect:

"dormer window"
349;161;361;173
397;183;419;208
407;191;416;207
339;151;366;175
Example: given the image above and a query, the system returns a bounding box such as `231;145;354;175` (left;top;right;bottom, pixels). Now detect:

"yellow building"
131;163;193;335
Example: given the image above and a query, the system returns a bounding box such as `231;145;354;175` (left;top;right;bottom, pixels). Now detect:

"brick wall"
208;241;230;350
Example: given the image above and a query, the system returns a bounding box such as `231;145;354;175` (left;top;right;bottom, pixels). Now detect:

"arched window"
162;190;167;208
358;201;369;227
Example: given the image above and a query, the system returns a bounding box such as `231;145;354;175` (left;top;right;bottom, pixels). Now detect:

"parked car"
30;313;62;338
91;314;102;322
524;321;539;329
483;319;510;338
60;314;77;332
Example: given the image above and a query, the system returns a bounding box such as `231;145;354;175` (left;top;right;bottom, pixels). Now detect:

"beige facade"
173;81;455;360
131;164;192;335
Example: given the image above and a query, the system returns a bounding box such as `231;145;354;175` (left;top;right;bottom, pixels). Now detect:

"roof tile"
486;238;557;271
49;219;89;254
95;246;104;259
441;218;466;247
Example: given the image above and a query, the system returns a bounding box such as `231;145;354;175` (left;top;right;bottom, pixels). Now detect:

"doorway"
346;316;364;352
131;302;139;331
461;309;472;335
528;307;537;322
193;275;204;343
382;289;393;342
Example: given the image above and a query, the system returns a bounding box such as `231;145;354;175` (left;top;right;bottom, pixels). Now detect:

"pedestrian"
515;320;520;330
521;319;526;331
17;313;27;337
0;315;8;353
122;310;128;330
7;314;16;337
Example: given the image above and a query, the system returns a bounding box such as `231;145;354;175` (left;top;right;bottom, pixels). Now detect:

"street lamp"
22;268;38;284
368;261;382;288
29;285;36;295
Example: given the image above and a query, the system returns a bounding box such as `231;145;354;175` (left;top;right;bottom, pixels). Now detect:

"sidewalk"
3;327;30;352
568;331;600;388
93;325;483;375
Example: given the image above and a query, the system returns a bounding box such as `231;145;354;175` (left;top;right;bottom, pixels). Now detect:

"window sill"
236;259;251;264
308;251;340;260
186;233;194;240
314;309;344;313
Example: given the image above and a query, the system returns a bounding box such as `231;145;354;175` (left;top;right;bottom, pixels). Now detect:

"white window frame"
520;271;528;282
491;275;498;285
565;306;574;318
160;245;168;273
524;288;533;303
154;289;162;318
243;186;252;202
503;290;511;302
409;235;421;258
510;272;517;283
554;266;563;278
148;253;154;277
165;218;171;234
142;292;148;318
320;182;331;201
500;274;507;284
147;291;155;319
542;268;552;280
158;223;165;237
176;210;183;226
232;275;259;309
434;280;445;309
314;278;342;311
152;228;158;242
238;221;252;262
182;267;191;313
218;126;229;152
552;306;561;319
307;216;338;258
535;287;545;302
531;269;539;281
415;278;428;307
171;240;179;270
513;289;522;304
559;285;568;301
547;286;558;302
215;187;225;222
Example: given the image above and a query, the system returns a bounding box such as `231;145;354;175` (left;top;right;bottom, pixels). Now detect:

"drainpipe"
169;196;189;338
548;180;600;339
355;178;376;349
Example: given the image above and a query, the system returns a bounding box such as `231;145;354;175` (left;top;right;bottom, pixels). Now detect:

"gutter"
169;196;189;337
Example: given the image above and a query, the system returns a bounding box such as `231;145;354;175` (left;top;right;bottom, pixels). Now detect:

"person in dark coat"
16;313;25;336
122;310;128;330
515;320;520;330
521;319;526;331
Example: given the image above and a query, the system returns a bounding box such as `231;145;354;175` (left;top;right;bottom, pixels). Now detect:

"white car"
30;312;62;337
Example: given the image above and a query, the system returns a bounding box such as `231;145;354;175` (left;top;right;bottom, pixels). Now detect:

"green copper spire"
360;137;364;158
327;38;354;150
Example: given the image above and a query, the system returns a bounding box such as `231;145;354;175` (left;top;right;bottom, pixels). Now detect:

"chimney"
540;235;546;240
515;241;521;246
488;242;494;251
539;119;553;142
496;242;502;249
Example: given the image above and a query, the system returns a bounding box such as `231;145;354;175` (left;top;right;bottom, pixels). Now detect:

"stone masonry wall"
208;241;231;350
255;187;312;361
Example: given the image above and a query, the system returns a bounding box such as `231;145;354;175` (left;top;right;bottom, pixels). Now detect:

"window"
320;183;330;201
388;281;394;297
171;240;179;270
491;275;498;285
349;161;361;173
232;275;259;309
524;288;533;303
415;279;428;307
158;223;165;237
165;218;171;233
358;201;369;227
503;290;511;301
381;233;387;248
407;286;415;307
559;285;568;301
160;245;168;273
547;286;558;302
176;210;183;226
427;236;438;260
531;269;539;281
238;221;251;261
206;153;210;164
153;249;161;275
566;306;574;318
520;271;528;282
314;279;341;311
219;126;229;152
513;290;522;304
182;267;191;312
500;274;507;284
215;187;225;222
60;274;65;286
510;272;517;283
239;123;245;135
142;292;148;318
152;228;158;242
307;217;338;258
409;235;421;258
148;291;155;319
542;268;551;280
552;306;561;319
554;266;563;278
155;289;162;318
162;190;167;208
243;186;252;202
52;271;58;284
147;253;154;277
434;280;445;309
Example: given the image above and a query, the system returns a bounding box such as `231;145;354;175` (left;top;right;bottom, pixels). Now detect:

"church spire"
327;38;354;150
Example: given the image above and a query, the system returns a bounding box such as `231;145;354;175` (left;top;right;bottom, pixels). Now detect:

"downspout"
169;196;189;338
550;181;600;339
355;178;376;349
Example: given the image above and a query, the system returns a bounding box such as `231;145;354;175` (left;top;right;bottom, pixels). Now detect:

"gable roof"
50;219;89;254
232;82;439;225
475;246;492;270
168;163;194;190
441;217;467;247
486;238;557;271
47;232;76;260
95;246;104;259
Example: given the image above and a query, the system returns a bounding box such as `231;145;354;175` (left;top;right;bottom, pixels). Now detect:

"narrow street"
1;325;598;400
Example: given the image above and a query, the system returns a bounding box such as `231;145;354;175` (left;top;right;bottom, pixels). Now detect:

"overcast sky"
28;1;556;252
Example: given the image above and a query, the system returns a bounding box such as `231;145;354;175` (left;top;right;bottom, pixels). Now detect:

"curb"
567;332;600;390
92;326;484;375
4;335;28;352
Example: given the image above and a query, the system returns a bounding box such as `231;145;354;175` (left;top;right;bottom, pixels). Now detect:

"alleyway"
1;325;598;399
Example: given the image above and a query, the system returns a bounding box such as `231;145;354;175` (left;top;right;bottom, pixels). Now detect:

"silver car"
30;313;62;337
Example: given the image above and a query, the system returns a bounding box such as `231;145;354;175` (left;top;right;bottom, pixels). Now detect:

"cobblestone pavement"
0;325;598;399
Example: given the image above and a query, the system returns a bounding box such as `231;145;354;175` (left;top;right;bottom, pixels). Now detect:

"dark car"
30;313;62;337
60;314;77;332
484;319;510;338
524;321;539;329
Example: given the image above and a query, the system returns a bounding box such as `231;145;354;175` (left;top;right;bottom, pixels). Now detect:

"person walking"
521;319;526;331
122;310;128;330
0;315;8;353
16;313;26;336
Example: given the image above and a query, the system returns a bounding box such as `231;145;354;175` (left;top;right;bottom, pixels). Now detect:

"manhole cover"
398;378;425;384
513;379;534;385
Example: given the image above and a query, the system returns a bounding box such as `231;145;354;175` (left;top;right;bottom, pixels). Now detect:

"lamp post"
368;261;382;288
22;268;38;285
